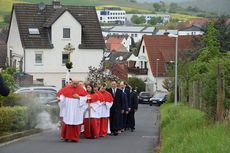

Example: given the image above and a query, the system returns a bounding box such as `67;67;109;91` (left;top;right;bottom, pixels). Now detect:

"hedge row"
0;94;60;132
0;106;29;131
160;104;230;153
0;93;39;107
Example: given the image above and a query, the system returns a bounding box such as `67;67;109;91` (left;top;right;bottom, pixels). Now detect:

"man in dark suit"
107;80;124;136
119;81;130;132
127;86;138;132
0;70;10;96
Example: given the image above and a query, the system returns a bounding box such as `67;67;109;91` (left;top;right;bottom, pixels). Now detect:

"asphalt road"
0;104;160;153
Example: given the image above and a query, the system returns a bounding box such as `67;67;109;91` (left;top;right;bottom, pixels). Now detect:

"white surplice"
62;96;87;125
58;95;66;117
84;100;101;118
100;101;113;118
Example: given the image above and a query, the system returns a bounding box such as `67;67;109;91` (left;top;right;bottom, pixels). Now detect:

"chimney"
53;0;61;9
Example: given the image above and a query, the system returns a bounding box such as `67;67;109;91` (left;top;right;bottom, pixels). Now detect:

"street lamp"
168;33;178;107
155;59;159;91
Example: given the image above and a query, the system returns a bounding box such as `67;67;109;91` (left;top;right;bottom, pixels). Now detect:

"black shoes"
113;132;118;136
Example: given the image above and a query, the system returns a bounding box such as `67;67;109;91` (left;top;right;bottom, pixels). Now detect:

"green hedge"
160;104;230;153
0;106;29;132
0;94;59;130
0;93;39;107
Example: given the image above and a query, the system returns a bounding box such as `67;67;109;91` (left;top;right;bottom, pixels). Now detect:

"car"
15;86;59;106
17;90;59;106
15;86;59;94
138;92;152;104
149;92;168;106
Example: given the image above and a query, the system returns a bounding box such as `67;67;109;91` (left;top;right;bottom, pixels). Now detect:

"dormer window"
28;28;40;35
143;46;145;53
63;28;70;38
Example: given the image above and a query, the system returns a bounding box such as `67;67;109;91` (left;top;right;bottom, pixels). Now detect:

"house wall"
121;37;131;51
10;10;103;89
129;40;168;93
7;9;24;70
28;72;88;90
178;31;204;36
96;10;126;24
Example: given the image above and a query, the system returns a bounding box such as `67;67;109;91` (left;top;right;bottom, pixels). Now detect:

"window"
100;17;102;20
35;53;42;64
145;62;147;69
62;53;69;64
63;28;70;38
28;28;39;35
10;49;13;66
131;34;134;37
36;78;44;83
143;46;145;53
135;34;137;37
62;79;66;88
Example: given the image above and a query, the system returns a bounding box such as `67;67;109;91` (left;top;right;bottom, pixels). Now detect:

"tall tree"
149;17;162;25
153;3;161;12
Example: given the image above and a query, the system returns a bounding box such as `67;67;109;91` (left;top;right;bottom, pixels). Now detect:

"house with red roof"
188;18;230;25
105;35;131;52
128;33;199;93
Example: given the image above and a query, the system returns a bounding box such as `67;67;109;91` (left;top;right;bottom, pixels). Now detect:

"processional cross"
64;43;75;63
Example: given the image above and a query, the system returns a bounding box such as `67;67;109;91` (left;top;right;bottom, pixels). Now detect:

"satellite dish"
38;2;46;11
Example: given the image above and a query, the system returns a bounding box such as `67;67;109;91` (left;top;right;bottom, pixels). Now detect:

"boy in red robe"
98;83;113;137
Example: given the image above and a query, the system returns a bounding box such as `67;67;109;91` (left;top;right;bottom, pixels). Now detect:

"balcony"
128;67;148;75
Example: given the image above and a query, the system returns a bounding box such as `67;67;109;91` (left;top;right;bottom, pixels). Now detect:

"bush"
160;104;230;153
0;93;41;128
0;93;39;107
1;69;15;92
0;106;29;131
165;91;174;103
127;77;145;93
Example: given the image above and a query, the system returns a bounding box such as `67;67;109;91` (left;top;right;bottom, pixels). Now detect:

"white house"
96;6;126;24
127;34;199;93
178;25;204;36
7;1;105;89
126;14;170;24
102;26;156;43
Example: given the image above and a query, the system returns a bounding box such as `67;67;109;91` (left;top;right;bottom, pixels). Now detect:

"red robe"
98;90;113;136
84;92;100;138
58;85;87;141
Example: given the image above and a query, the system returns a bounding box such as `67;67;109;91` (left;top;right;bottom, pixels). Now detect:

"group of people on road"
56;78;138;142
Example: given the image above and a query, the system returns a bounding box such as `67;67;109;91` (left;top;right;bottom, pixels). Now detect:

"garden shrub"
0;106;29;131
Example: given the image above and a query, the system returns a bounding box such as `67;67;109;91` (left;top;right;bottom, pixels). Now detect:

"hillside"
20;0;154;11
179;0;230;15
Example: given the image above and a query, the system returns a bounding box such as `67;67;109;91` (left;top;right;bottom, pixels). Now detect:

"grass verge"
159;104;230;153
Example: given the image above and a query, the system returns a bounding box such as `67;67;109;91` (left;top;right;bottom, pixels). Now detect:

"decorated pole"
64;43;75;81
87;95;92;134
